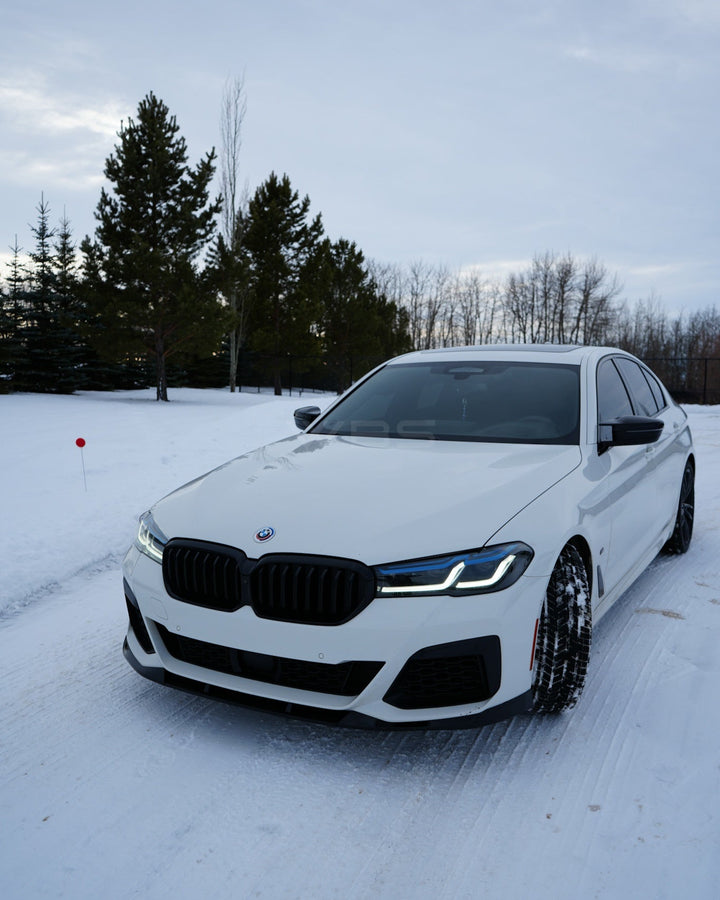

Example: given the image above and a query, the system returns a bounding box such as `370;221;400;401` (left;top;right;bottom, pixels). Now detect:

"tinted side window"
641;367;667;410
615;358;659;416
597;359;633;421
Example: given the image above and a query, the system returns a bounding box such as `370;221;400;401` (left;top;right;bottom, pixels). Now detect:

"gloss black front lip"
123;638;533;730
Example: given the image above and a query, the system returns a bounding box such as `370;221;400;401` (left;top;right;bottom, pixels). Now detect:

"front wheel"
662;460;694;555
532;544;592;714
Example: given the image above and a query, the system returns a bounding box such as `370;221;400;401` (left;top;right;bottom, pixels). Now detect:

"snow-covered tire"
662;460;694;555
532;544;592;714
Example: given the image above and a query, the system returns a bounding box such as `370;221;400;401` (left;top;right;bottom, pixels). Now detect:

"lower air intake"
384;636;502;709
156;624;383;697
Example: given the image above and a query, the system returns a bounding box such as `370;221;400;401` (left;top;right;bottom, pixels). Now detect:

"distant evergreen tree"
18;196;66;392
52;212;89;392
11;200;91;394
206;214;251;389
0;275;11;391
306;238;412;390
0;238;26;390
54;213;76;300
81;92;228;401
243;173;324;394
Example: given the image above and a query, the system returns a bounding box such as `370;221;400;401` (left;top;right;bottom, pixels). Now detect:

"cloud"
621;263;686;278
0;76;130;192
0;79;129;138
0;147;108;191
651;0;720;29
460;259;533;281
564;44;667;73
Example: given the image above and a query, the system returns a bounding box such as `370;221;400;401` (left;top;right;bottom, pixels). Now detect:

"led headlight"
135;511;167;564
374;542;533;596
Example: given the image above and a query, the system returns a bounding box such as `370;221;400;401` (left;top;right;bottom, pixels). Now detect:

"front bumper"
123;638;532;729
122;545;541;728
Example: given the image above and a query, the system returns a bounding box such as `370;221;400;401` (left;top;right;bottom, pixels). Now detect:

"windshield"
312;360;581;444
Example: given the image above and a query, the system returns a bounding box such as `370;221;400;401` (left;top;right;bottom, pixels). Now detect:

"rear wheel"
662;460;694;554
532;544;592;714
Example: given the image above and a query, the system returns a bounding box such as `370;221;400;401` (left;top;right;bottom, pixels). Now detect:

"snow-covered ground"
1;389;719;899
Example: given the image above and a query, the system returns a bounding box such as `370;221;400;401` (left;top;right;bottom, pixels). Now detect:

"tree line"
0;92;411;400
1;90;718;401
370;254;720;358
370;255;720;401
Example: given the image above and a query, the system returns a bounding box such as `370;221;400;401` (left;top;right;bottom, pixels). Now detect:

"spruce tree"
20;196;60;392
82;92;227;400
0;238;26;390
0;276;11;390
53;213;90;392
243;173;323;394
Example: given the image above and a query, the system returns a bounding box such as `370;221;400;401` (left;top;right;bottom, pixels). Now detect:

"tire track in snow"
0;551;125;621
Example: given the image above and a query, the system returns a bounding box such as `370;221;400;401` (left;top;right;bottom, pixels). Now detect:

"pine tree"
207;213;251;390
82;92;228;400
307;238;412;390
243;173;324;394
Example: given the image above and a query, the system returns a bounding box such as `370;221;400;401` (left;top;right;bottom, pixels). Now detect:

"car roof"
389;344;625;366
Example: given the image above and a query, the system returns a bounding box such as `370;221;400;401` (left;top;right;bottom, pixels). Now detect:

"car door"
613;357;686;547
593;356;661;598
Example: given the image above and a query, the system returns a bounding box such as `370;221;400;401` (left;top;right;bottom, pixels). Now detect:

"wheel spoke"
664;462;694;554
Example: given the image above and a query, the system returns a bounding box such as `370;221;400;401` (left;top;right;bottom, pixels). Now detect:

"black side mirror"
294;405;321;430
598;415;664;453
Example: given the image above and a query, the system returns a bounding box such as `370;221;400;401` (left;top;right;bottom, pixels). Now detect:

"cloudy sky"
2;0;718;314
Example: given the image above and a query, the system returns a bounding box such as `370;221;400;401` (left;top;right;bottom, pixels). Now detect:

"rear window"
312;361;581;444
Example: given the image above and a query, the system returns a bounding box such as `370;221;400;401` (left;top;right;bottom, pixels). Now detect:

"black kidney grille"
163;541;245;612
251;558;374;625
162;540;376;625
156;624;383;697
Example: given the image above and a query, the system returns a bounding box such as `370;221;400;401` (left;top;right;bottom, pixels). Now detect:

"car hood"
150;434;582;565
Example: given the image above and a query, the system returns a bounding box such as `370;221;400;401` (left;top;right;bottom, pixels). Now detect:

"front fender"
486;463;599;581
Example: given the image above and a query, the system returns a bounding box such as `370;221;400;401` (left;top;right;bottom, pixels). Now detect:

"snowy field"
1;388;719;899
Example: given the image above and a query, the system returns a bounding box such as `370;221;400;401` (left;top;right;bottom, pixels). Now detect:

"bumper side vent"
124;589;155;655
384;636;502;709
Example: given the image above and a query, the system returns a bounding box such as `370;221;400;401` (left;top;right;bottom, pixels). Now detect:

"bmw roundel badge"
254;526;276;544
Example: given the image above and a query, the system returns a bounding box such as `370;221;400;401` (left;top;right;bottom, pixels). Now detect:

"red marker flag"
75;438;87;491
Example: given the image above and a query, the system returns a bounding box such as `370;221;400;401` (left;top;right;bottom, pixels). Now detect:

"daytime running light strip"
379;554;516;595
456;554;515;589
379;562;466;594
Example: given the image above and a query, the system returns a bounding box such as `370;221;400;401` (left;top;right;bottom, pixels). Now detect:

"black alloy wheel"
663;460;695;555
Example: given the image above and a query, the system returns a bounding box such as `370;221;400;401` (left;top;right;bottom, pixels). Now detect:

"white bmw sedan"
122;345;694;728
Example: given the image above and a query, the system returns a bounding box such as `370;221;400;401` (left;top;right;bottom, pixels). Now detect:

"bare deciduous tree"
219;75;248;391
